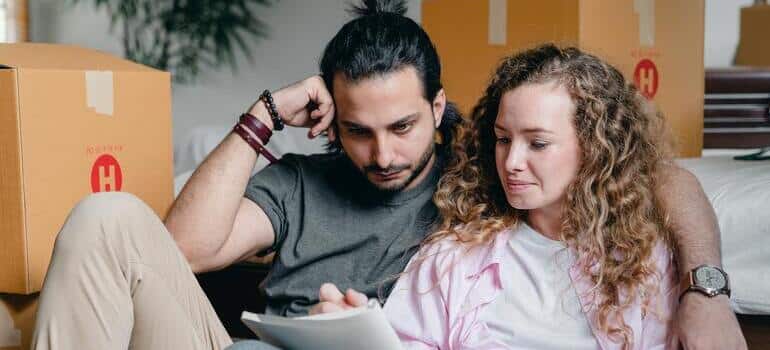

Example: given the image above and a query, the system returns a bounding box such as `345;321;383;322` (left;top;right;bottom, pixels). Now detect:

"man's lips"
372;169;404;179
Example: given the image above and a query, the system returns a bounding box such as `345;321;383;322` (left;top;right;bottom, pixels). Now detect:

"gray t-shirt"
244;151;443;316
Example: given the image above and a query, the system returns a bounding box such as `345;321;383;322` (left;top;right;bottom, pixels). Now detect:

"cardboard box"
0;294;36;350
0;43;174;294
735;3;770;67
423;0;705;157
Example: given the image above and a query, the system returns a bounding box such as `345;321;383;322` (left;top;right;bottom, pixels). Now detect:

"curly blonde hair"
426;44;673;348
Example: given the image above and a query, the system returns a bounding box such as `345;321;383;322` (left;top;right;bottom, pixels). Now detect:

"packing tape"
634;0;655;47
85;70;114;116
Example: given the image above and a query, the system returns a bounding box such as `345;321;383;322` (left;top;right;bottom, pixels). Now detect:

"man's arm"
656;164;747;350
165;76;335;273
165;104;276;273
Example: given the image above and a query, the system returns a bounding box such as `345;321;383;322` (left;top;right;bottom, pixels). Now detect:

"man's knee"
54;192;159;250
72;192;149;216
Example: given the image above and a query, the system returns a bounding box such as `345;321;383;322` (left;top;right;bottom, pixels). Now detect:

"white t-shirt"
478;223;599;349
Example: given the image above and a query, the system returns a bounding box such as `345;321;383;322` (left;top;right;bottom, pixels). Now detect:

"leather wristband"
239;113;272;145
233;124;278;163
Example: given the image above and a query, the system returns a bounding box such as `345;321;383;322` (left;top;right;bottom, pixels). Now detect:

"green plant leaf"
71;0;276;83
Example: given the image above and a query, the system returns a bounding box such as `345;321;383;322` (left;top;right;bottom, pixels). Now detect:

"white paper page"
241;300;404;350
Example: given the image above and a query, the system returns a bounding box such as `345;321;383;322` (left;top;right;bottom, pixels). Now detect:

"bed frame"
737;314;770;349
704;67;770;149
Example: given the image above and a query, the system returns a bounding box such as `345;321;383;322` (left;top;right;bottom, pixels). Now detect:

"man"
33;1;745;349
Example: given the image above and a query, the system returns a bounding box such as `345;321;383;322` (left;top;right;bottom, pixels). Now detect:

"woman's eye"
531;141;549;150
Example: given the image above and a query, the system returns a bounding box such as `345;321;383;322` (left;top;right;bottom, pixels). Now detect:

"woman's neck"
526;204;563;241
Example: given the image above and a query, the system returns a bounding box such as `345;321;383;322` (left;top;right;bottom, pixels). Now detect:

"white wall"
704;0;755;67
28;0;422;157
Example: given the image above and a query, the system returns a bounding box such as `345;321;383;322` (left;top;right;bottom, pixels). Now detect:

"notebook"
240;299;404;350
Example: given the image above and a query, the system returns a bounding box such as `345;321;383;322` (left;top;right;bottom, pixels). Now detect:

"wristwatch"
680;265;731;300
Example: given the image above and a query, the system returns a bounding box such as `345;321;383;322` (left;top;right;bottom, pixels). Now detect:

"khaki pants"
32;192;233;350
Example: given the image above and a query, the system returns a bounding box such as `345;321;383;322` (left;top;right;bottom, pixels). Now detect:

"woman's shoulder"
409;229;513;278
407;238;468;274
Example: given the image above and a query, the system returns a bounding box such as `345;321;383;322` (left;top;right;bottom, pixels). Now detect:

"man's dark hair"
319;0;462;153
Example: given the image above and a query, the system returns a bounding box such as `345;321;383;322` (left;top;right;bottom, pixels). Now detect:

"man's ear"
327;121;337;142
432;89;446;128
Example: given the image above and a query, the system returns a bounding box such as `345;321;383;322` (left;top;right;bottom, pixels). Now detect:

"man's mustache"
364;164;410;174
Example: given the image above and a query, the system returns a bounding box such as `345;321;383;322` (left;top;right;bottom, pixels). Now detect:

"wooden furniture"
704;67;770;149
738;314;770;349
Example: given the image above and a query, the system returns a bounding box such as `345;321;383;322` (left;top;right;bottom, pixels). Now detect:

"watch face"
695;266;726;289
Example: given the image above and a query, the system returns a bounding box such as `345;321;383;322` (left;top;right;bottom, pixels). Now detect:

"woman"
384;45;678;350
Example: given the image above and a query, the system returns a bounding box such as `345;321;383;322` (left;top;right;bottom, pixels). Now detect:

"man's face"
332;67;445;192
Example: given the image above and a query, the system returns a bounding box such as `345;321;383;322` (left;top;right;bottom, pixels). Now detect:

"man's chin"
367;176;410;193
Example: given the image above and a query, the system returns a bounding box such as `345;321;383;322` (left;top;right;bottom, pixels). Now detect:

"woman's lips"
505;180;534;192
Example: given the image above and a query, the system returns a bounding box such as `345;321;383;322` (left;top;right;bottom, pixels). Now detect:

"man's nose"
372;135;395;169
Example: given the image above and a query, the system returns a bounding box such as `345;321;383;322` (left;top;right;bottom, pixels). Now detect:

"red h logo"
90;154;123;192
633;59;659;99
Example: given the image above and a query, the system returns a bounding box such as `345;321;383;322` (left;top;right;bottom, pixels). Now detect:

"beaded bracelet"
259;89;285;131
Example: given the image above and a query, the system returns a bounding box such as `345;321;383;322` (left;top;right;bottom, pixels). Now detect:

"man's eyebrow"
340;120;367;129
339;113;419;130
388;113;419;128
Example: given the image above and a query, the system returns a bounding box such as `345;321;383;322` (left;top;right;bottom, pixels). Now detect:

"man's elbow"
164;221;215;273
179;245;223;274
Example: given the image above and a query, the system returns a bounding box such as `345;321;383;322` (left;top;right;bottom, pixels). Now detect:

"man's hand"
676;293;747;350
308;283;368;315
248;75;336;139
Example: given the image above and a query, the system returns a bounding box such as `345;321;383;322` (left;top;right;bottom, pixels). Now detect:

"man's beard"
362;142;435;194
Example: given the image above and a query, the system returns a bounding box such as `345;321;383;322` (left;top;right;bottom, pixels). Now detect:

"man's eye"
393;122;413;133
348;128;367;135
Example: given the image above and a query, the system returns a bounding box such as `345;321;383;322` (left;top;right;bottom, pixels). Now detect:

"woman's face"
494;81;582;216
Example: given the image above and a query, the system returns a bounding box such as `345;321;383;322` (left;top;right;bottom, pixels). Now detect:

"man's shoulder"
272;152;350;185
278;152;344;168
279;153;342;164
